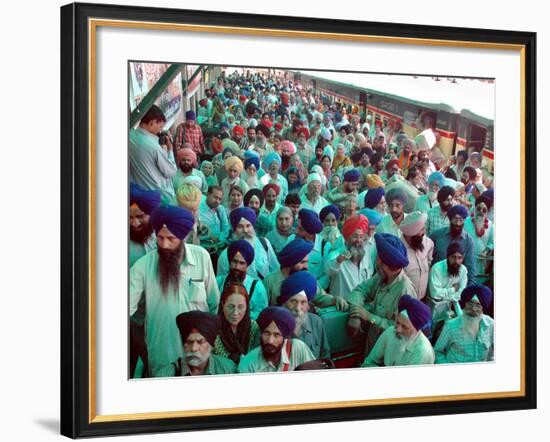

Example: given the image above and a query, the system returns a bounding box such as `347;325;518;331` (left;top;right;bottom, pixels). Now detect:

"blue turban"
364;188;385;209
319;204;341;223
398;295;432;331
482;188;494;202
460;284;493;312
244;149;260;160
386;187;407;205
263;152;282;169
374;233;409;268
185;110;196;121
244;156;260;171
298;209;323;235
257;306;296;338
150;205;195;240
343;169;361;183
228;240;255;266
428;171;446;189
278;271;317;305
130;182;161;215
229;207;257;231
360;208;383;226
278;238;314;268
448;204;468;220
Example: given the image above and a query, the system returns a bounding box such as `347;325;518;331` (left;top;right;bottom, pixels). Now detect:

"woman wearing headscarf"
227;185;245;215
211;96;227;127
332;143;352;172
243;188;264;216
285;166;302;195
212;283;260;365
200;160;219;188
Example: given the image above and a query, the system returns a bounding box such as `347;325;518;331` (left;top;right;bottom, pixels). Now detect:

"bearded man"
129;205;220;377
464;195;494;284
172;146;208;193
426;185;455;236
300;173;329;214
362;295;434;367
434;284;494;363
375;187;407;239
278;271;331;359
238;307;315;373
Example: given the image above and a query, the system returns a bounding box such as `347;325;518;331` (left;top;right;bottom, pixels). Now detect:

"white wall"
0;0;546;441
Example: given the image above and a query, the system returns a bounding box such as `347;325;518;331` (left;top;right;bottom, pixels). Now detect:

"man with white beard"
434;284;494;363
326;214;376;301
463;195;494;284
217;207;279;281
278;271;331;359
361;295;434;367
156;311;237;377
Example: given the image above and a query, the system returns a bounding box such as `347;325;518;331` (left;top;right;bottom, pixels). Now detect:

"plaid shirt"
174;122;205;155
434;314;494;363
426;205;450;236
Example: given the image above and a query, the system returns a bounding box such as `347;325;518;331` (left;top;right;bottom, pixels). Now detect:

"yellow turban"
366;174;385;189
176;183;202;211
224;156;244;173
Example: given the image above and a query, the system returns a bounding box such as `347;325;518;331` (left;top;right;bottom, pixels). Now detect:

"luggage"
316;306;365;355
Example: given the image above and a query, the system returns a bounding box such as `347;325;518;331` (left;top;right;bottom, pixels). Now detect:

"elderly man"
156;311;236;376
221;156;249;207
363;187;386;216
398;211;434;300
434;284;494;363
326;215;376;300
129;105;178;204
464;195;494;284
325;169;361;210
238;306;316;373
174;110;205;156
430;204;477;285
261;152;289;203
426;185;455;236
130;205;220;377
265;206;294;253
375;188;407;239
278;271;331;359
348;233;417;354
428;242;468;329
216;240;268;320
415;171;445;214
296;127;314;168
361;295;434;367
300;173;329;214
172;147;208;194
217;207;279;280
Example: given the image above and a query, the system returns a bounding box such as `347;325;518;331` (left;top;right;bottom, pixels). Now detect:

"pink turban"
398;211;427;237
280;140;297;155
177;148;197;167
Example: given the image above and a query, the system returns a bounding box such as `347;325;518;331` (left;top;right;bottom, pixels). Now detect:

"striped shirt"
426;206;450;236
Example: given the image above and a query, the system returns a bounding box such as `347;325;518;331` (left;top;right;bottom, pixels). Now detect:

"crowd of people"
128;69;495;378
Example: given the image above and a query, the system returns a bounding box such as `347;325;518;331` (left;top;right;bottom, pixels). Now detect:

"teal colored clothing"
129;127;178;204
265;229;292;254
157;353;237;377
256;203;281;237
349;271;418;354
294;313;331;359
434;314;494;363
463;217;494;283
129;233;156;269
172;169;208;194
238;338;315;373
362;326;435;367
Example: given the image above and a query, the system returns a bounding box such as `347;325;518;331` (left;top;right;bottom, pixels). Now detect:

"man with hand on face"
348;233;417;355
430;204;477;285
129;205;220;377
375;188;407;239
216;240;268;321
217;207;279;280
398;211;434;300
362;295;434;367
278;271;331;359
434;284;494;363
325;169;361;211
428;242;468;329
238;306;316;373
157;311;236;377
415;171;445;214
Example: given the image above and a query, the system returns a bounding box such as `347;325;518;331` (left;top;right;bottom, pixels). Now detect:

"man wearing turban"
256;183;282;237
278;271;331;359
217;207;279;281
348;233;418;355
325;168;361;210
434;284;494;363
172;146;208;194
174;109;205;156
155;311;237;377
375;187;408;239
414;171;445;214
300;173;330;214
238;306;316;373
398;211;434;300
430;204;477;285
362;295;435;367
215;240;268;321
327;215;376;300
129;205;220;377
198;185;231;260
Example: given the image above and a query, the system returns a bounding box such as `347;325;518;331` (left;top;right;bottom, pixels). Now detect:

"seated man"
158;311;237;377
278;271;331;359
434;284;494;363
238;307;316;373
216;240;268;320
362;295;434;367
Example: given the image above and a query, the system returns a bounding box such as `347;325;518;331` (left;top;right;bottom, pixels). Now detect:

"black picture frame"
60;2;537;438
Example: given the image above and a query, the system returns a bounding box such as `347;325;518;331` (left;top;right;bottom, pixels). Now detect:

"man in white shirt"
376;187;407;239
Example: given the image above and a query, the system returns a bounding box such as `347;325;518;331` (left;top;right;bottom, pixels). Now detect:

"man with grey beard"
362;295;434;367
434;284;494;363
278;271;331;359
156;311;237;377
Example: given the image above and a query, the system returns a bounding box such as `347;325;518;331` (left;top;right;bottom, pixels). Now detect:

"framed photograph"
60;2;537;438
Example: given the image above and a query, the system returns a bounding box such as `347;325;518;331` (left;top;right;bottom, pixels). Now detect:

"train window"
469;124;487;150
